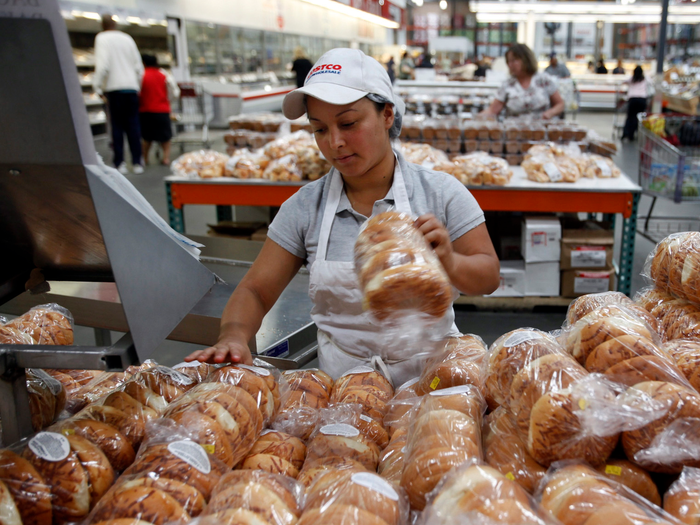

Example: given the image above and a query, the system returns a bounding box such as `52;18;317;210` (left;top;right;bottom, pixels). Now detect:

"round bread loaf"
22;433;91;522
306;425;380;471
280;379;329;410
73;372;127;412
66;434;115;506
91;520;155;525
298;504;391;525
595;459;661;506
207;366;275;424
166;398;243;452
585;335;663;374
604;355;689;387
28;376;58;431
527;388;619;467
635;288;674;313
338;387;389;421
0;478;23;525
582;500;656;525
408;409;479;453
665;339;700;391
240;454;299;478
567;292;634;326
74;404;145;447
136;367;195;403
57;419;135;472
103;392;158;422
214;470;300;515
89;485;189;525
356;414;390;449
250;431;306;469
228;365;281;413
669;312;700;341
650;236;680;288
332;369;393;403
283;369;333;395
377;442;406;484
172;362;212;383
121;380;168;413
206;480;297;525
118;476;206;517
166;409;237;467
45;370;82;400
416;358;484;396
297;457;368;489
189;382;263;438
664;480;700;525
0;449;52;525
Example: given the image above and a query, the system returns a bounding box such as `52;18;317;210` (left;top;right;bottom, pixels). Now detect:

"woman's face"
307;97;393;178
506;53;524;78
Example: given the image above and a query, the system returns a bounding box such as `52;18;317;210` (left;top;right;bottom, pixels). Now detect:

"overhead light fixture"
298;0;400;28
126;16;143;24
70;10;101;21
414;0;424;6
440;0;448;9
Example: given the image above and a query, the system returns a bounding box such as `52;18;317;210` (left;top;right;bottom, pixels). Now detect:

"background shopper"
291;47;313;88
622;65;654;141
93;13;145;174
139;54;180;166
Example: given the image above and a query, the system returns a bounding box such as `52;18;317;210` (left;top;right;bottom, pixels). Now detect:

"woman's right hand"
184;337;253;365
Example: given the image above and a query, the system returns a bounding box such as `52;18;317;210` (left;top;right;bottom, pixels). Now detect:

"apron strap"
370;355;394;388
316;169;344;262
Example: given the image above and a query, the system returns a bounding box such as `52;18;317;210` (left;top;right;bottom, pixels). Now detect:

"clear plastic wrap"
294;143;330;181
303;422;380;473
71;400;147;449
0;448;54;525
299;470;409;525
199;470;303;525
44;370;88;407
567;292;636;326
26;369;66;431
594;459;661;506
3;304;74;346
263;130;314;160
538;461;679;525
130;365;197;404
383;377;422;438
263;154;303;182
449;152;513;186
171;361;213;384
223;149;267;179
485;328;565;410
580;154;622;179
644;232;700;305
664;340;700;391
354;211;454;323
378;434;408;485
400;384;485;510
522;153;581;183
664;466;700;525
634;286;676;313
331;366;395;422
239;429;307;479
70;372;128;414
482;407;547;494
416;334;488;396
171;150;228;179
206;364;278;426
419;460;552;525
20;431;115;523
272;369;332;440
400;142;450;168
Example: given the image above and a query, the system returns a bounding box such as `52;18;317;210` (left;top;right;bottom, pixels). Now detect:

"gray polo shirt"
267;150;485;266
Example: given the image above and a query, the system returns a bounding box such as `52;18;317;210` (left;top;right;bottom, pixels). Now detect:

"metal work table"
1;237;317;367
165;170;642;294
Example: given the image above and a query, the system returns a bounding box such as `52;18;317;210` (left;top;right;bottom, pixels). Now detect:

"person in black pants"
291;47;313;88
106;91;143;170
622;66;652;141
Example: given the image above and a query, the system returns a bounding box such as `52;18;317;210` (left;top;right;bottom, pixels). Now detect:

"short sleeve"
441;175;485;241
267;192;308;260
495;80;509;103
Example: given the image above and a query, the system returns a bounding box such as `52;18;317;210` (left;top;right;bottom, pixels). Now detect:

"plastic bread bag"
223;149;267;179
650;299;700;342
523;141;565;160
17;430;116;524
384;377;422;438
303;422;381;473
194;469;303;525
263;130;314;159
378;435;408;485
416;334;487;396
567;292;637;326
562;304;661;366
170;150;228;179
451;152;513;186
330;365;395;422
4;303;74;345
643;232;700;304
272;369;332;440
127;365;197;404
632;417;700;473
206;363;280;426
537;461;680;525
419;460;553;525
522;153;581;183
293;143;330;181
43;369;84;405
583;154;622;179
354;211;455;332
400;386;484;510
400;142;450;168
485;328;566;410
0;447;54;525
664;466;700;525
262;153;303;182
25;369;66;432
0;324;36;344
433;161;469;185
69;371;128;414
171;361;213;384
594;459;661;505
238;429;306;478
664;339;700;392
634;286;677;313
299;469;409;525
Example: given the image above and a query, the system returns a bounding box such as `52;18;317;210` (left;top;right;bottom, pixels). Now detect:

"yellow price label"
578;398;588;411
61;428;75;436
430;377;441;390
605;465;622;476
505;472;516;481
201;444;215;454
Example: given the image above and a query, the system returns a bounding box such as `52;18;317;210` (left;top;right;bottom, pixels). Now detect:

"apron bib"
308;157;459;386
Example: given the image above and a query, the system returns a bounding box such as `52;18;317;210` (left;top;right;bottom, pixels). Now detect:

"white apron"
308;159;459;386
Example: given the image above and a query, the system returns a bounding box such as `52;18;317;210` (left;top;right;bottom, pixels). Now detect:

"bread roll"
22;432;91;522
91;519;159;525
595;459;661;506
664;467;700;525
89;485;189;525
66;434;114;507
121;380;168;413
0;449;52;525
118;476;206;517
72;372;127;412
196;508;273;525
567;292;635;325
356;414;390;449
0;325;35;344
377;441;406;484
283;369;333;396
55;419;135;472
332;368;393;403
135;366;195;403
240;454;299;478
206;479;299;525
417;337;487;395
383;378;420;438
604;355;689;387
483;407;546;494
27;372;59;431
297;457;367;489
212;470;300;514
166;409;237;467
279;379;329;410
190;382;263;436
305;424;380;471
103;392;158;422
665;340;700;391
298;504;391;525
337;387;390;421
5;307;73;345
73;404;145;447
0;479;23;525
582;500;657;525
208;366;276;424
669;312;700;341
585;335;665;373
45;370;82;404
172;361;212;383
250;431;306;469
634;287;675;313
233;364;281;411
408;409;480;454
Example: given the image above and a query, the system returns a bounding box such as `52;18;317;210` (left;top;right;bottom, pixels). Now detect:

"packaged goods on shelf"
522;216;562;263
523;151;581;183
171;150;229;179
434;152;512;186
400;142;450;166
354;211;454;323
526;261;561;296
489;260;526;297
224;130;277;150
561;227;615;270
228;112;288;132
562;268;617;297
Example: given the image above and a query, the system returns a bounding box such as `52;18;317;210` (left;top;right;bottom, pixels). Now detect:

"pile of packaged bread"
1;231;699;525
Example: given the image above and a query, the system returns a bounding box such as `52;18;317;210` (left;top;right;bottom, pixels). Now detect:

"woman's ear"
383;104;395;131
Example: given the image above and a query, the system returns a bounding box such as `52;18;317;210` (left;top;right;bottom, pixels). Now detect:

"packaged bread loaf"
69;372;128;414
420;461;551;525
450;152;513;186
299;470;408;525
263;130;314;160
198;470;302;525
400;142;450;167
207;364;279;426
294;144;330;181
595;459;661;506
331;366;395;423
224;149;266;179
263;154;303;182
664;466;700;525
523;153;581;183
538;462;678;525
354;211;454;322
26;369;66;431
383;377;421;438
567;292;638;325
239;429;307;479
171;150;228;179
664;340;700;391
416;334;487;395
272;369;332;440
377;430;409;485
0;448;53;525
303;422;380;473
581;154;622;178
645;232;700;305
3;304;74;345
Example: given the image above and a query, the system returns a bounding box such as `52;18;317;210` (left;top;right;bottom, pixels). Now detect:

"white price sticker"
595;159;612;177
236;364;271;377
320;424;360;438
430;385;473;396
167;440;212;474
29;432;70;462
571;247;607;268
574;277;610;294
544;162;562;182
173;361;206;369
504;331;544;348
351;472;399;501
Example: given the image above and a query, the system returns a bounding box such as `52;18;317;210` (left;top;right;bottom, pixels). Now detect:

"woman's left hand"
414;214;454;271
541;110;552;119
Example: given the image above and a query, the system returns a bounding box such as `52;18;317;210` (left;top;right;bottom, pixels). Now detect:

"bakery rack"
0;10;317;444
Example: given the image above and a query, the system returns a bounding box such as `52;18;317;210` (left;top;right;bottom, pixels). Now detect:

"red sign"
277;15;284;29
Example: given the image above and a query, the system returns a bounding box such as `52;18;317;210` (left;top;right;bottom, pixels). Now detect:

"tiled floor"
74;112;700;363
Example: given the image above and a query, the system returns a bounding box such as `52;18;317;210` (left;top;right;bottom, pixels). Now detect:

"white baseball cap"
283;48;405;120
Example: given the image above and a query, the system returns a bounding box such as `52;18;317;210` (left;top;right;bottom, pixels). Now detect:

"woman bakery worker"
186;48;500;384
481;43;565;119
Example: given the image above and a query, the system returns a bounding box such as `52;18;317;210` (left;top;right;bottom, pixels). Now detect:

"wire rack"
638;114;700;203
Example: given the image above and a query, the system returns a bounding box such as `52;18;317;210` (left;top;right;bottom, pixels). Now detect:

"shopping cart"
637;113;700;243
171;82;212;153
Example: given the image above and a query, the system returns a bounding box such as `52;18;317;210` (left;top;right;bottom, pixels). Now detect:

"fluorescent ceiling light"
298;0;400;28
126;16;143;24
439;0;448;9
70;10;101;21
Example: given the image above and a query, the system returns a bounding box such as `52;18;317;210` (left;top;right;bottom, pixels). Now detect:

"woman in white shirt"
622;66;654;141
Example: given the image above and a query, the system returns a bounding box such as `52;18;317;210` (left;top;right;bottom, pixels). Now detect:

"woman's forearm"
443;252;501;296
218;282;268;344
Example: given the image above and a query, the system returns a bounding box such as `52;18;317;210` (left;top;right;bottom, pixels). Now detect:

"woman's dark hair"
142;54;158;67
632;65;644;83
505;44;538;76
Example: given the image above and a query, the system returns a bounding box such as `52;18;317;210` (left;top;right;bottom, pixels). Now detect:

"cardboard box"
521;216;562;263
525;261;560;296
499;235;522;261
561;267;616;298
488;260;526;297
560;229;614;270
